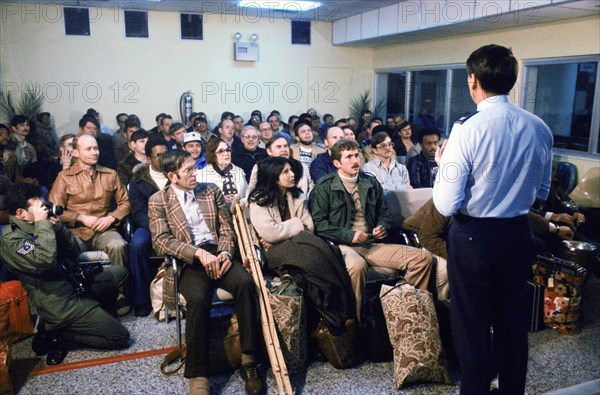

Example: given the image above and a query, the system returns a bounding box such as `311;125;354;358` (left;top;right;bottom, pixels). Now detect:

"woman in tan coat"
248;157;356;338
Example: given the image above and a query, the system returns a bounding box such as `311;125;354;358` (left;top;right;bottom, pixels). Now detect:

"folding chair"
159;255;236;376
555;161;578;195
164;256;234;348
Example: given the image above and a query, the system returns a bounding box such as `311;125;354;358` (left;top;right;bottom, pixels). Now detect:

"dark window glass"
524;62;598;153
386;73;407;116
449;68;475;128
125;11;149;38
291;21;310;45
64;7;90;36
411;70;448;133
181;14;203;40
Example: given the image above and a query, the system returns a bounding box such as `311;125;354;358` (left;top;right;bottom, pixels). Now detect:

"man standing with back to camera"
433;44;553;394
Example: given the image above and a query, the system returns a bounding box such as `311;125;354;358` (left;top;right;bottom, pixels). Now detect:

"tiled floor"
8;276;600;395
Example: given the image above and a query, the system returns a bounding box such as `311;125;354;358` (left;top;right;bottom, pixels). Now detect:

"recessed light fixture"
237;1;321;12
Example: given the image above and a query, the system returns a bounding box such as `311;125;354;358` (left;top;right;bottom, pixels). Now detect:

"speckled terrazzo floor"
8;276;600;395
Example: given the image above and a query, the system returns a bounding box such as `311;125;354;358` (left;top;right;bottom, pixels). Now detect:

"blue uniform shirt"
433;95;553;218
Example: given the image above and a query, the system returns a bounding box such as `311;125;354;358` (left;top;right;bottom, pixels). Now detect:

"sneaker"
116;294;131;317
239;363;266;395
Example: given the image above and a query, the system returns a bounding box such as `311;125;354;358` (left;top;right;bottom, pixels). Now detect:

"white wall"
0;4;374;134
1;5;598;178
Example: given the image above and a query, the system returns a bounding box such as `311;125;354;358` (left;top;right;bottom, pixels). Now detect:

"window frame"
124;10;149;39
521;55;600;159
291;20;311;45
375;64;473;137
63;7;91;37
180;13;203;41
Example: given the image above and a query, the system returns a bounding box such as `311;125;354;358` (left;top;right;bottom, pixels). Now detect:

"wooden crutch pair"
231;203;293;395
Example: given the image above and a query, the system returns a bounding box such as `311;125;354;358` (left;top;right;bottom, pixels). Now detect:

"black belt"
454;213;528;224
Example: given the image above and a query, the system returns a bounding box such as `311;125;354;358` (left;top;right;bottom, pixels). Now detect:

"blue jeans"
128;228;154;308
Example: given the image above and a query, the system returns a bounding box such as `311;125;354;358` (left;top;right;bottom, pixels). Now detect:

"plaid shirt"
148;182;235;307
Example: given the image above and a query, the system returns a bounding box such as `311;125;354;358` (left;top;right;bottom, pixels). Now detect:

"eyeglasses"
215;148;232;155
376;142;394;149
176;167;197;175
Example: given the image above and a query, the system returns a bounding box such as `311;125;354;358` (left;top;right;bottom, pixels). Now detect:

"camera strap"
160;345;186;375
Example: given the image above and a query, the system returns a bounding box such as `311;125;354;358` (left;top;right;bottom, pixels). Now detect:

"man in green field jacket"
309;139;435;318
0;183;129;365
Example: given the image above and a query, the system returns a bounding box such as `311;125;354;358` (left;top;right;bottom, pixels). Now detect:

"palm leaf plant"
0;83;45;124
349;89;385;120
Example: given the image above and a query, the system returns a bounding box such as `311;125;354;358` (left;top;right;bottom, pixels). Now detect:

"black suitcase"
525;280;544;332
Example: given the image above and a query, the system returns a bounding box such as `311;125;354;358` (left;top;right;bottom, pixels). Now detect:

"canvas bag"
0;281;33;344
268;274;307;376
150;265;185;322
380;282;450;389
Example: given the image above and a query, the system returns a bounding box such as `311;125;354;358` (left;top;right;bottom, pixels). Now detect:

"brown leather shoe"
239;363;266;395
312;319;357;369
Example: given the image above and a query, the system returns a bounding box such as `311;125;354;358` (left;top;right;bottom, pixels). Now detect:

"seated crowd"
0;106;585;395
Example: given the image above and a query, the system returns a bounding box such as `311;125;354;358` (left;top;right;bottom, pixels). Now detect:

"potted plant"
0;83;45;124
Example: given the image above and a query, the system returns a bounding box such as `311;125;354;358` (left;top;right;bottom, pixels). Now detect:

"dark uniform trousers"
63;265;130;350
178;244;258;378
448;214;533;395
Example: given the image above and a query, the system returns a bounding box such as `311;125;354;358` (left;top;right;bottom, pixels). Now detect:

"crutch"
231;203;293;395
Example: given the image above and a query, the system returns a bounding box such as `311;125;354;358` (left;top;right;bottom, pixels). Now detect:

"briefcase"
525;280;544;332
0;281;34;344
532;254;587;334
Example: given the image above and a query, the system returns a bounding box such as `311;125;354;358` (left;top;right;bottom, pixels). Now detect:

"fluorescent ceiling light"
237;1;321;11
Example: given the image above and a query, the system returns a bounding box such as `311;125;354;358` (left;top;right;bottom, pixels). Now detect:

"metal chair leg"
170;256;183;351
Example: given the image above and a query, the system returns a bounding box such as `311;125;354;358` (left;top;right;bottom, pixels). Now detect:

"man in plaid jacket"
148;150;264;395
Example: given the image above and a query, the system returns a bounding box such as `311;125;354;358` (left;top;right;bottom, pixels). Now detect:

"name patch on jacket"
17;240;35;255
